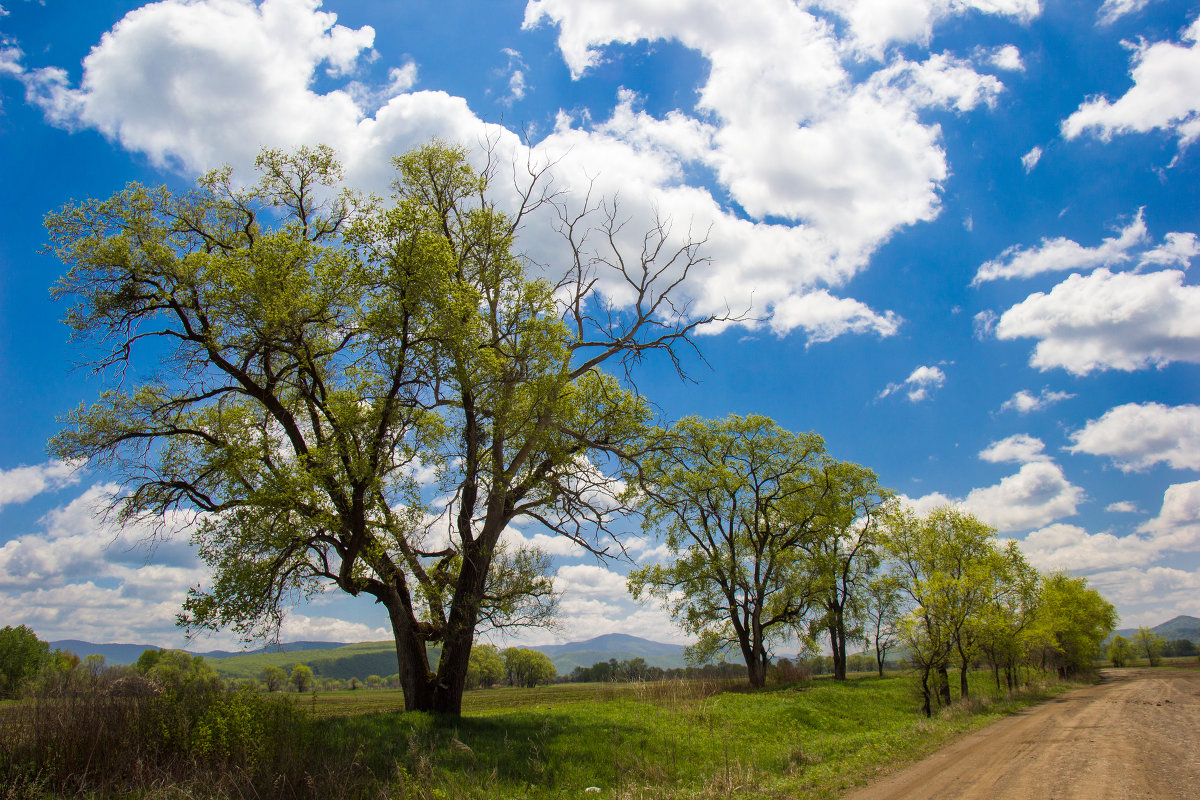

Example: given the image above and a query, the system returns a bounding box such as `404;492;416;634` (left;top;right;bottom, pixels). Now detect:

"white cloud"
1018;523;1159;572
973;209;1150;283
973;309;998;340
880;365;946;402
277;613;390;643
960;461;1083;532
989;44;1025;72
1097;0;1153;26
1021;145;1042;172
768;290;901;341
979;433;1049;464
905;459;1084;533
808;0;1041;58
1088;566;1200;628
995;267;1200;374
1063;16;1200;147
0;460;81;508
554;563;630;599
1138;480;1200;550
999;387;1074;414
1140;231;1200;268
1069;402;1200;471
1105;500;1140;513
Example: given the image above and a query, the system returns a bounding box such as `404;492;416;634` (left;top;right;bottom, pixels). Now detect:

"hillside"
49;639;352;666
1112;615;1200;643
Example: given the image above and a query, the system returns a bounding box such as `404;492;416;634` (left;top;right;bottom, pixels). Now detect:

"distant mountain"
50;632;689;676
50;639;351;666
1112;615;1200;643
533;633;688;673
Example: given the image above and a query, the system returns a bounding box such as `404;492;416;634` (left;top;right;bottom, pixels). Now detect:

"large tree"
48;141;718;714
627;414;831;688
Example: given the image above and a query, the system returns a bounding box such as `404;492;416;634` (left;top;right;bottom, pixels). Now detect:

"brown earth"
844;668;1200;800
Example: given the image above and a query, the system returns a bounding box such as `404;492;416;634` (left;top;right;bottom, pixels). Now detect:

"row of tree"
623;415;1118;715
43;140;1119;716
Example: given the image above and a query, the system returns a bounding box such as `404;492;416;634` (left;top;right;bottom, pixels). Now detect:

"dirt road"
844;668;1200;800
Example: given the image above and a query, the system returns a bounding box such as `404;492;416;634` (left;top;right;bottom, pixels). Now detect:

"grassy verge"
1;673;1080;800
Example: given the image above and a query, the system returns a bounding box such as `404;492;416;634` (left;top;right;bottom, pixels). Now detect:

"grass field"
292;671;1075;800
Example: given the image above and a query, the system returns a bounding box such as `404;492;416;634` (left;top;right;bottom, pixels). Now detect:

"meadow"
1;669;1080;800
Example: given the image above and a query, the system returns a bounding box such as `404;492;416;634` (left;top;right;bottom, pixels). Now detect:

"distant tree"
135;648;163;673
465;644;505;689
262;665;286;692
1107;635;1134;667
365;674;384;689
0;625;50;698
1133;627;1166;667
290;663;315;692
629;415;830;689
1163;639;1197;658
501;647;557;687
862;575;903;677
143;649;217;688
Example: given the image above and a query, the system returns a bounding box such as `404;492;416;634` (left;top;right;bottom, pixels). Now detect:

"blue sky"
1;0;1199;650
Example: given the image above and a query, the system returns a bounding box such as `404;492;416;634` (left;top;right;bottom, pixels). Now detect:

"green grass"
294;673;1077;800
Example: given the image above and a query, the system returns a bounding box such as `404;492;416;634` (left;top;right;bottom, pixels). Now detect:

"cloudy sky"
1;0;1198;650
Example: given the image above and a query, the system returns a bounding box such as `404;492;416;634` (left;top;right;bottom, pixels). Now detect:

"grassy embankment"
2;671;1079;800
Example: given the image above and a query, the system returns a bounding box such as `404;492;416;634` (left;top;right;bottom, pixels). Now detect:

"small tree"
290;663;314;692
1133;626;1166;667
501;647;557;687
1107;635;1134;667
262;665;286;692
862;575;902;677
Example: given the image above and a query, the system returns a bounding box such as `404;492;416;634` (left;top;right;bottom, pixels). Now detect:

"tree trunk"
919;666;932;717
386;602;436;712
959;654;970;700
830;618;847;681
936;663;951;706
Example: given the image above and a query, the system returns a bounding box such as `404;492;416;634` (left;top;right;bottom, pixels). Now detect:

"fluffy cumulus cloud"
0;460;81;508
879;365;946;402
906;436;1083;532
808;0;1040;58
1018;523;1159;572
1138;480;1200;550
978;433;1048;464
1106;500;1140;513
1088;566;1200;628
972;209;1181;283
1063;16;1200;147
995;267;1200;374
1000;387;1074;414
6;0;1037;341
1069;402;1200;471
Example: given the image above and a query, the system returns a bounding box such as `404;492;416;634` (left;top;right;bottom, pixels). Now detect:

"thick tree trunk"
386;603;436;712
959;655;970;700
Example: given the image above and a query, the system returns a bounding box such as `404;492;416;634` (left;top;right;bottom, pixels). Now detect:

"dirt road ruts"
844;668;1200;800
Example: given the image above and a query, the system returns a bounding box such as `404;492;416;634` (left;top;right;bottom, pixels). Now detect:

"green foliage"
0;625;49;698
262;665;287;692
290;663;315;692
1107;634;1134;667
47;140;713;714
629;415;831;688
502;647;557;687
1031;573;1116;675
1133;626;1167;666
466;643;505;689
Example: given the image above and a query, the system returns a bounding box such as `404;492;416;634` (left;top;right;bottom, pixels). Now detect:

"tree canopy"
48;141;721;714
